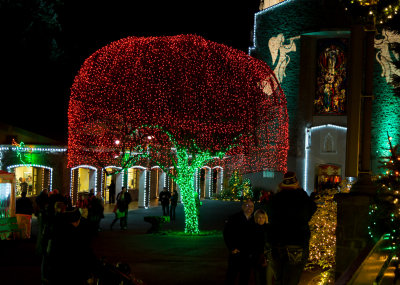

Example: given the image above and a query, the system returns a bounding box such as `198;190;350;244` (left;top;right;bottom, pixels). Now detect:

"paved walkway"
0;199;321;285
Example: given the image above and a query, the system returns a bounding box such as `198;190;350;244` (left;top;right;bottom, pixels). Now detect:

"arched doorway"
70;165;97;203
212;166;224;196
127;167;142;201
102;166;124;204
199;167;211;198
150;166;165;200
7;164;53;197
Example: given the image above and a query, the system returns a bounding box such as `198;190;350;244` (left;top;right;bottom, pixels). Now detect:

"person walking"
110;187;132;230
108;180;116;204
223;198;258;285
170;190;178;221
159;187;171;216
266;171;317;285
88;192;105;233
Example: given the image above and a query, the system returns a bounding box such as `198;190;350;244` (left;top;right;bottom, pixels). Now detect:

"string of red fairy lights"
68;34;288;175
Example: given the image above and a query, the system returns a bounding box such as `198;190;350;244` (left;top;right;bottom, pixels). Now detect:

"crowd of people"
14;170;317;285
34;188;106;284
223;171;317;285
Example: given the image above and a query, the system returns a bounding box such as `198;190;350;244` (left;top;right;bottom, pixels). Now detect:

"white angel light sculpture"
269;34;300;83
375;29;400;84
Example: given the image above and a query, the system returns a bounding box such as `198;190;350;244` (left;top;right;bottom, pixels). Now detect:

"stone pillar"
115;172;123;196
89;169;97;193
335;192;374;281
204;168;211;198
335;24;377;281
71;168;79;204
159;171;166;196
345;25;363;178
138;169;150;208
216;168;223;195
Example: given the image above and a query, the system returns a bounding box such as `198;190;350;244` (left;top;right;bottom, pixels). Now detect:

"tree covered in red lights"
68;35;288;233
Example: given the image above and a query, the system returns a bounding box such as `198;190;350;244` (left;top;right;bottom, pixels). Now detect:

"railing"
346;234;399;285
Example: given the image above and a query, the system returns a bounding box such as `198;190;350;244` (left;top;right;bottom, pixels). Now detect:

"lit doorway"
70;166;97;203
102;167;123;204
8;165;52;197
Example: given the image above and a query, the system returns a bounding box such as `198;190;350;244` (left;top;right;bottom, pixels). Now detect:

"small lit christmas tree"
228;170;242;198
220;171;254;201
241;178;253;200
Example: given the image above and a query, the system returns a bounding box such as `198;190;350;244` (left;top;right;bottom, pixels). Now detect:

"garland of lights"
307;188;338;284
68;35;289;233
342;0;400;24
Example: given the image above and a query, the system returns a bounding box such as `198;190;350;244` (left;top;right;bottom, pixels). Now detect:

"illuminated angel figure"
375;29;400;83
268;34;300;83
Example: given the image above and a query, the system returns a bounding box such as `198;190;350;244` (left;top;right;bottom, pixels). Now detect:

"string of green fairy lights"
342;0;400;24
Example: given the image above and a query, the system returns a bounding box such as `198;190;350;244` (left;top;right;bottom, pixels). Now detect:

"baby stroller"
92;258;144;285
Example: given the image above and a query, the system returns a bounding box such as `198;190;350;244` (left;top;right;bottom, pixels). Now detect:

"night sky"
0;0;260;143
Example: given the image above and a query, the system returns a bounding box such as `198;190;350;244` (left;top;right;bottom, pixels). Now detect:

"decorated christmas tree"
241;178;254;200
220;171;254;201
228;170;242;199
368;133;400;242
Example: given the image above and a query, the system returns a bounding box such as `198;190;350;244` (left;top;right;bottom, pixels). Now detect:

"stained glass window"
314;38;348;115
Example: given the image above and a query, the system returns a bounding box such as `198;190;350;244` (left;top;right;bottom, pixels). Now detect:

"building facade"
250;0;400;193
0;123;223;204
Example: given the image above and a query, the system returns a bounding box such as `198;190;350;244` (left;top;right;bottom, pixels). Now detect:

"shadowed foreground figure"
267;172;317;285
223;198;258;285
46;209;98;285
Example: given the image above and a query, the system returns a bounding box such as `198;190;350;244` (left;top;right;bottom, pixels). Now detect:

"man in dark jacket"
223;198;257;285
108;180;116;204
47;209;97;284
159;187;171;216
16;191;34;239
170;190;178;221
267;171;317;285
16;191;34;215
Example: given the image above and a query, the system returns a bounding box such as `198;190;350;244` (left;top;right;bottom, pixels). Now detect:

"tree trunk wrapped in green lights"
68;35;289;233
173;151;206;233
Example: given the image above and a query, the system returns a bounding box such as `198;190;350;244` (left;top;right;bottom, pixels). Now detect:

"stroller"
91;258;144;285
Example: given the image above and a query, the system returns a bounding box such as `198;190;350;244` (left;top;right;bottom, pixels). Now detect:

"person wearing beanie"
267;171;317;285
278;171;300;190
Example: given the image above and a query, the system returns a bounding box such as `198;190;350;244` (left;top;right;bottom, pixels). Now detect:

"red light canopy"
68;35;288;173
